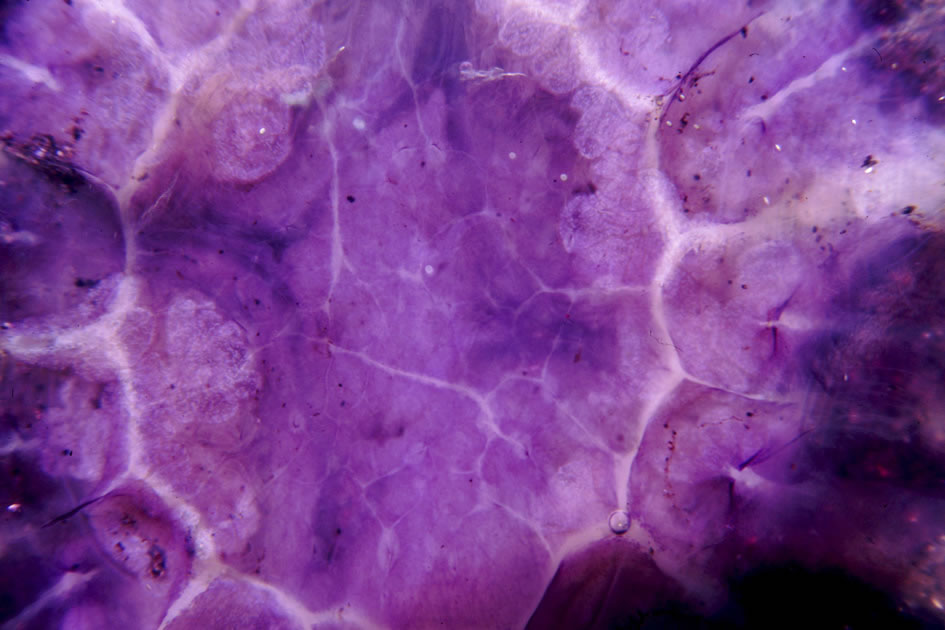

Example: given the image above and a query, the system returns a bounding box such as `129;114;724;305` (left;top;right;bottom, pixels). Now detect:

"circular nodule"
608;510;630;535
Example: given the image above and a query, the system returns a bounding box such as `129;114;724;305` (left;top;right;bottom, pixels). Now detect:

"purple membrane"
1;0;944;628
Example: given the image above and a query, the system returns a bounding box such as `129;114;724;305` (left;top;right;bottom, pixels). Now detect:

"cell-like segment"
137;294;260;449
199;73;299;184
526;539;695;630
128;294;262;556
85;483;192;588
662;239;814;394
628;382;804;559
33;375;126;484
0;159;124;323
0;475;195;627
655;3;867;222
0;348;127;489
165;578;302;630
0;1;168;185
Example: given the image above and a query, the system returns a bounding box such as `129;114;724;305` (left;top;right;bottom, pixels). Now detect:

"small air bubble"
609;510;629;534
353;117;366;131
559;173;568;181
851;119;857;125
424;264;434;275
258;127;267;135
774;143;782;151
509;152;517;160
763;196;770;205
7;504;22;513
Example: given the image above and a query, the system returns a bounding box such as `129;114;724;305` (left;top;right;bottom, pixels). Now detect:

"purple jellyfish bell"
1;0;944;628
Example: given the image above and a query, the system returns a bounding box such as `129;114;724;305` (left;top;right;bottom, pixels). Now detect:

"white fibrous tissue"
1;0;945;628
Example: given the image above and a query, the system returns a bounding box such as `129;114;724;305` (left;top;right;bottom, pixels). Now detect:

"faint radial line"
0;53;60;90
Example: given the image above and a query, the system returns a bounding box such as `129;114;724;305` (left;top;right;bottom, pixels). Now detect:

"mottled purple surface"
1;0;944;628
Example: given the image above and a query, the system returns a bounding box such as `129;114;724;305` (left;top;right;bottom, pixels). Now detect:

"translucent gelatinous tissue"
1;0;944;628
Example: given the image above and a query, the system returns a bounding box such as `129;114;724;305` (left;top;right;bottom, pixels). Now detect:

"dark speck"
346;195;355;203
902;205;916;215
148;546;166;578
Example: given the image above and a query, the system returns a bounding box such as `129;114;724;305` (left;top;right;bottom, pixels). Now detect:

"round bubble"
609;510;630;534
